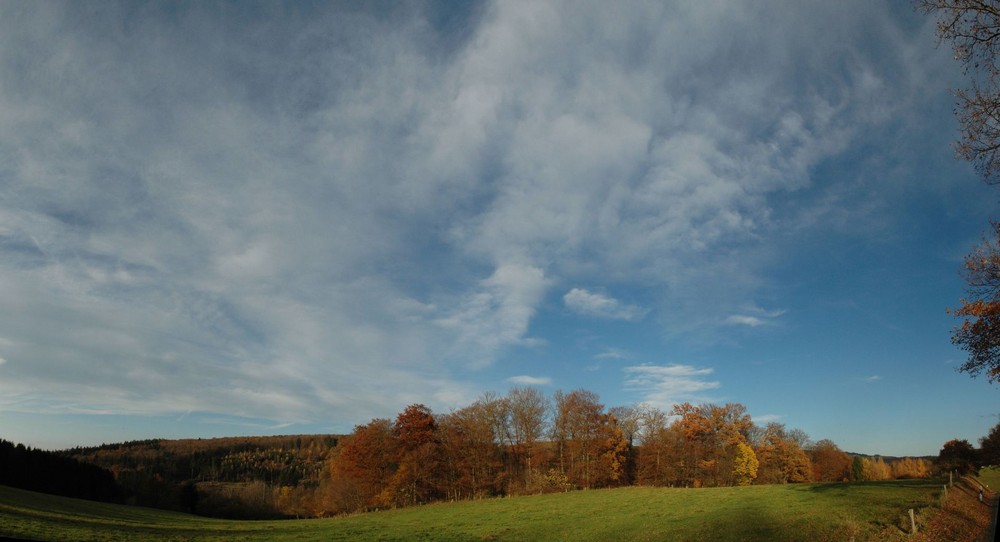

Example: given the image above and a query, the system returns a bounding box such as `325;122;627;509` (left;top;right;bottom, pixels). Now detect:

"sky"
0;1;997;457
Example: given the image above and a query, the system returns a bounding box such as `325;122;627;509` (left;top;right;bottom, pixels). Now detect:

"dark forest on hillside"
65;435;338;518
0;440;122;503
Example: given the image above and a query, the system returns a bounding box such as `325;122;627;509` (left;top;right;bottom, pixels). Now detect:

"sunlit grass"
0;480;945;541
976;465;1000;492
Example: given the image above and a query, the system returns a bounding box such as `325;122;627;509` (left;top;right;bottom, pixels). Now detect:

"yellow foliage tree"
858;457;892;481
732;442;759;486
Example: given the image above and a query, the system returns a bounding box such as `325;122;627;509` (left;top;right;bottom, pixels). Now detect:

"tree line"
313;387;933;516
6;389;938;519
0;439;122;503
64;435;336;517
935;420;1000;475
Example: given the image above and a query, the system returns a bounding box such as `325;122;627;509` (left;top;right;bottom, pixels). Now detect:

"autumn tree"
599;415;630;487
667;402;710;486
919;0;1000;184
327;418;396;512
919;2;1000;379
856;456;892;481
325;393;861;514
732;442;759;486
949;222;1000;381
980;421;1000;466
635;404;669;445
385;404;443;506
437;400;504;499
551;390;598;486
670;402;753;487
635;405;686;486
753;423;812;484
852;456;865;481
937;438;979;474
551;390;628;489
891;457;932;479
506;387;549;491
609;404;643;484
459;391;513;492
808;439;851;482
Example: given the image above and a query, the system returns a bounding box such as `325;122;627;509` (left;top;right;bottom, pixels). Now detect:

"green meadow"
0;480;946;541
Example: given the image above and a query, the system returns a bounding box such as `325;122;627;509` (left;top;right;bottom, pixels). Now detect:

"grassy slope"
909;473;997;542
0;480;947;542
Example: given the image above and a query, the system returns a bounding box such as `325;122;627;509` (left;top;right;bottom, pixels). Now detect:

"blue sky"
0;1;997;456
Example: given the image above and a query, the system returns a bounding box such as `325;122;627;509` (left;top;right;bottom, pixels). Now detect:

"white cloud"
860;375;882;383
596;348;630;360
726;315;766;327
506;375;552;386
0;1;960;440
437;0;942;340
753;414;785;424
623;364;721;410
564;288;648;321
436;264;549;366
725;308;786;327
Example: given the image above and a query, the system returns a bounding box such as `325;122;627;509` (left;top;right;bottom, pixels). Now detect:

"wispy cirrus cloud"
752;414;785;424
726;315;767;327
725;307;787;327
596;348;630;360
623;364;721;410
564;288;648;321
436;264;549;367
506;375;552;386
0;0;966;449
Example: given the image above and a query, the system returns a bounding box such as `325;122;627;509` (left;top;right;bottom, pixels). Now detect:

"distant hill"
64;434;342;518
68;434;340;485
0;439;122;503
845;452;937;462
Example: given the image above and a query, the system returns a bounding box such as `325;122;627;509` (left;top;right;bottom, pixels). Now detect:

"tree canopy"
950;221;1000;381
920;1;1000;381
937;438;979;474
919;1;1000;184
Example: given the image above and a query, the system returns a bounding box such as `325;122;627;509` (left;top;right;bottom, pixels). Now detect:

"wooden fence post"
909;508;916;534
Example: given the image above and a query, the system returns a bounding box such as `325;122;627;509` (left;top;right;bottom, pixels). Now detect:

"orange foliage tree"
323;392;911;516
808;439;851;482
384;404;443;507
948;222;1000;382
438;400;504;500
551;390;628;489
753;422;812;484
635;405;687;486
670;402;753;487
327;418;396;512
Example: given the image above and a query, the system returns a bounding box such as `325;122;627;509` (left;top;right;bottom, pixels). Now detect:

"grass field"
0;480;948;541
978;466;1000;492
